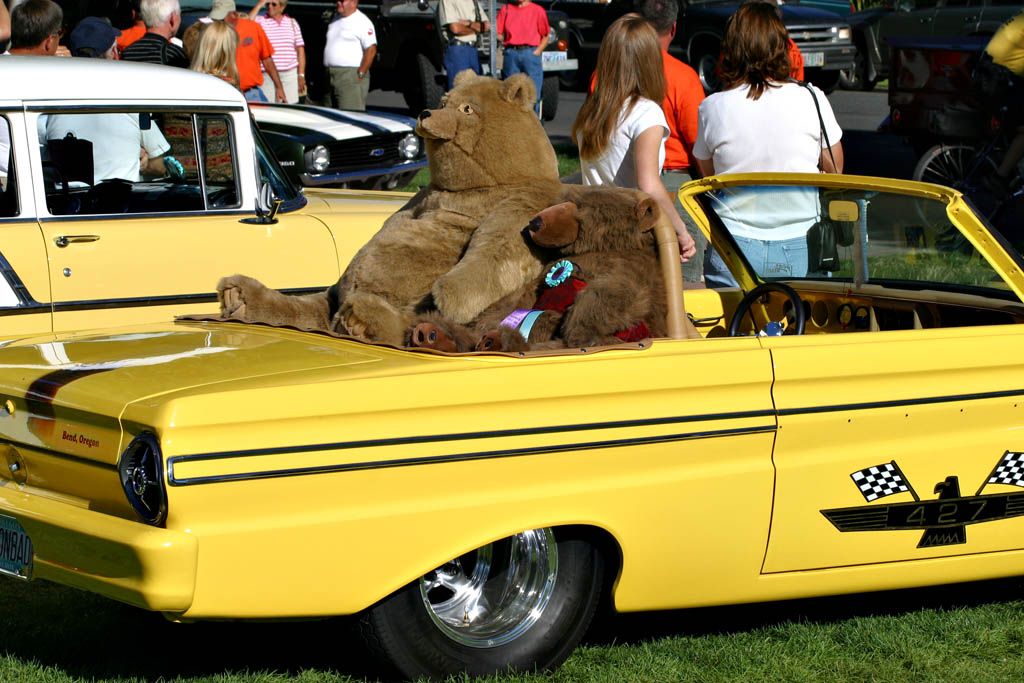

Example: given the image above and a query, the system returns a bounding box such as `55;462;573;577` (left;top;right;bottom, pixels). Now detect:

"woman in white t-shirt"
572;14;696;262
693;1;844;282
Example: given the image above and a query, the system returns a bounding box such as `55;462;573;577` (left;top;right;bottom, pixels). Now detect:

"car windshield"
699;184;1012;298
251;119;304;210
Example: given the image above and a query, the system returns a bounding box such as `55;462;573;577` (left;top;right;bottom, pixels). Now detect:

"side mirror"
241;180;283;225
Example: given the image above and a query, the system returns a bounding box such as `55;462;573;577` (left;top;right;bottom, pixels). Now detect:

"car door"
931;0;984;36
0;106;52;337
27;106;341;334
879;0;941;43
762;192;1024;573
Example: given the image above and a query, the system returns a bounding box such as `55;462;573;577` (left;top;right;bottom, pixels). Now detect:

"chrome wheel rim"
419;528;558;649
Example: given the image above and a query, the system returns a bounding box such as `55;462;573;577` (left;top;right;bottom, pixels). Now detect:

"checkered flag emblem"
987;451;1024;488
851;462;910;502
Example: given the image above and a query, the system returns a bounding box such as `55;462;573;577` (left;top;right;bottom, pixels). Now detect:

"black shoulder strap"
796;79;838;172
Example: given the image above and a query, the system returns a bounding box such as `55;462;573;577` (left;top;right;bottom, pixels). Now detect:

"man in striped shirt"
120;0;189;67
248;0;306;103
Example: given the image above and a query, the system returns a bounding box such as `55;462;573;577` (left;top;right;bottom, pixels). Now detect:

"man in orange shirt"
212;0;286;102
117;0;147;51
638;0;706;282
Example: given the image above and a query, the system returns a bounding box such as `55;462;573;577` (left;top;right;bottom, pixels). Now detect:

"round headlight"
118;432;167;526
398;133;421;160
308;145;330;173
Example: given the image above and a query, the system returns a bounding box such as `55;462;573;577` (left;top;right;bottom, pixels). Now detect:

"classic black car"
250;102;426;190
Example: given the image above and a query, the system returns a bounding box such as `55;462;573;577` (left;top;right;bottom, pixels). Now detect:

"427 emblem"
820;452;1024;548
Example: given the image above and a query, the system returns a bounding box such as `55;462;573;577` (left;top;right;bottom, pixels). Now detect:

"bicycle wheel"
913;143;996;187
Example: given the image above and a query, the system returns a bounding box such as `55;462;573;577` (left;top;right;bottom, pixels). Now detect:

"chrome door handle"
54;235;100;248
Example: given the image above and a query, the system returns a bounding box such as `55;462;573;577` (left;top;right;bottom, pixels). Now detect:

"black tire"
912;143;996;186
807;69;841;95
839;47;877;92
541;75;559;122
692;40;722;94
404;53;445;114
360;528;605;679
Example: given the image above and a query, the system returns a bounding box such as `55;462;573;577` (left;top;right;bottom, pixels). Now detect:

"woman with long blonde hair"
572;14;695;262
190;21;241;89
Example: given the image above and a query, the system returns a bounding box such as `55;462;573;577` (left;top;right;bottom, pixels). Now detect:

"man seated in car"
44;112;172;184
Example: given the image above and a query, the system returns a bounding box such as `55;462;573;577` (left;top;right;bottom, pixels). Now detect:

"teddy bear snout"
419;110;432;122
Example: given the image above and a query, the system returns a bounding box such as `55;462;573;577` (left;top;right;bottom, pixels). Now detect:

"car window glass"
252;118;301;205
702;185;1006;297
38;110;239;216
0;115;18;218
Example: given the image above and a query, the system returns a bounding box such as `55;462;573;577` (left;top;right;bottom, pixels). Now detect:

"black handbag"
799;81;842;272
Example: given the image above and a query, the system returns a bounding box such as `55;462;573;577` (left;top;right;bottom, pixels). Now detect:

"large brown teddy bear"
408;185;700;353
216;71;563;346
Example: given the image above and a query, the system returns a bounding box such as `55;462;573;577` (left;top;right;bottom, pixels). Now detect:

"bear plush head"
415;71;560;192
526;186;661;254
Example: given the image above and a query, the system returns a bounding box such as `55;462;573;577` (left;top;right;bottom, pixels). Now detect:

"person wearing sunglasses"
249;0;305;103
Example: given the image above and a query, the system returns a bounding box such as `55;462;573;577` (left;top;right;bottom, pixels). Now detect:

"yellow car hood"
0;322;404;466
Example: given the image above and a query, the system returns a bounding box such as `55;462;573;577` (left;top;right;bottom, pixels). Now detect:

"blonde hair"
572;14;666;161
190;21;240;89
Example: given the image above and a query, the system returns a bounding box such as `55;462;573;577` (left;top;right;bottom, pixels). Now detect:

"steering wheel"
728;282;806;337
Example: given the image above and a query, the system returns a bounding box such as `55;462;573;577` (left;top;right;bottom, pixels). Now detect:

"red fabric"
116;24;147;50
615;321;650;342
531;276;649;341
587;50;704;172
496;2;549;47
235;18;276;91
788;38;804;82
535;278;587;313
661;50;704;171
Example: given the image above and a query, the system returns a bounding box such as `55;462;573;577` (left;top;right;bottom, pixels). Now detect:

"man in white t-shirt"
45;113;171;184
324;0;377;110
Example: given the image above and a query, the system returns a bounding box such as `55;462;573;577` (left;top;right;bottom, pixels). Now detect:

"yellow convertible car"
2;173;1024;680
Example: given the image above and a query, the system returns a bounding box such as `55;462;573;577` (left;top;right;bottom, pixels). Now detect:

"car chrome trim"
38;209;252;221
24;104;246;113
165;422;779;486
300;159;428;185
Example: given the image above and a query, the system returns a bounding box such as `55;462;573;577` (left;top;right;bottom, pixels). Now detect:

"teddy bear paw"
216;274;257;319
475;330;504;352
410;322;458;353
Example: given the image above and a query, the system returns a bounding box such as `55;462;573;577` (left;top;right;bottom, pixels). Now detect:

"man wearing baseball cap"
69;16;120;58
211;0;286;102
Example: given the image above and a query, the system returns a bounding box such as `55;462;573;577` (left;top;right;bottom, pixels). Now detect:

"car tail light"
556;39;567;52
118;432;167;526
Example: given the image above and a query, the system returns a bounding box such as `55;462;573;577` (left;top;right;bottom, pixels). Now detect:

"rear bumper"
0;483;196;612
799;44;855;71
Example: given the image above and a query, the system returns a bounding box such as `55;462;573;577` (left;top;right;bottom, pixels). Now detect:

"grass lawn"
2;572;1024;682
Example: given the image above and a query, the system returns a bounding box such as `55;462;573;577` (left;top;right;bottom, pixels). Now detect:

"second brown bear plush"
408;185;698;352
216;72;561;346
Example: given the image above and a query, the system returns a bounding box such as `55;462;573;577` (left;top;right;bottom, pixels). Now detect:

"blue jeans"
733;234;810;278
244;86;268;102
502;47;543;114
444;43;481;90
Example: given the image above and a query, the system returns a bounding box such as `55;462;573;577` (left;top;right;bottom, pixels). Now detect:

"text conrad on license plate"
0;514;33;579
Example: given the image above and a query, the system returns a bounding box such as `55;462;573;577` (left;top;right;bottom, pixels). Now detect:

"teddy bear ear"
499;74;538;111
635;197;660;231
527;201;580;248
453;69;479;89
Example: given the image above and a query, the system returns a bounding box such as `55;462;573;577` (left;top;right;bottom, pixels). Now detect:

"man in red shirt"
496;0;549;115
213;0;286;102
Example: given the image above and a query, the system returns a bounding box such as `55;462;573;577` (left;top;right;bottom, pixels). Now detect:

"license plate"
804;52;825;67
542;51;567;63
0;514;33;580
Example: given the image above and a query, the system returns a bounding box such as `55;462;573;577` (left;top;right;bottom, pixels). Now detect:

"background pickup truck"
547;0;855;93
